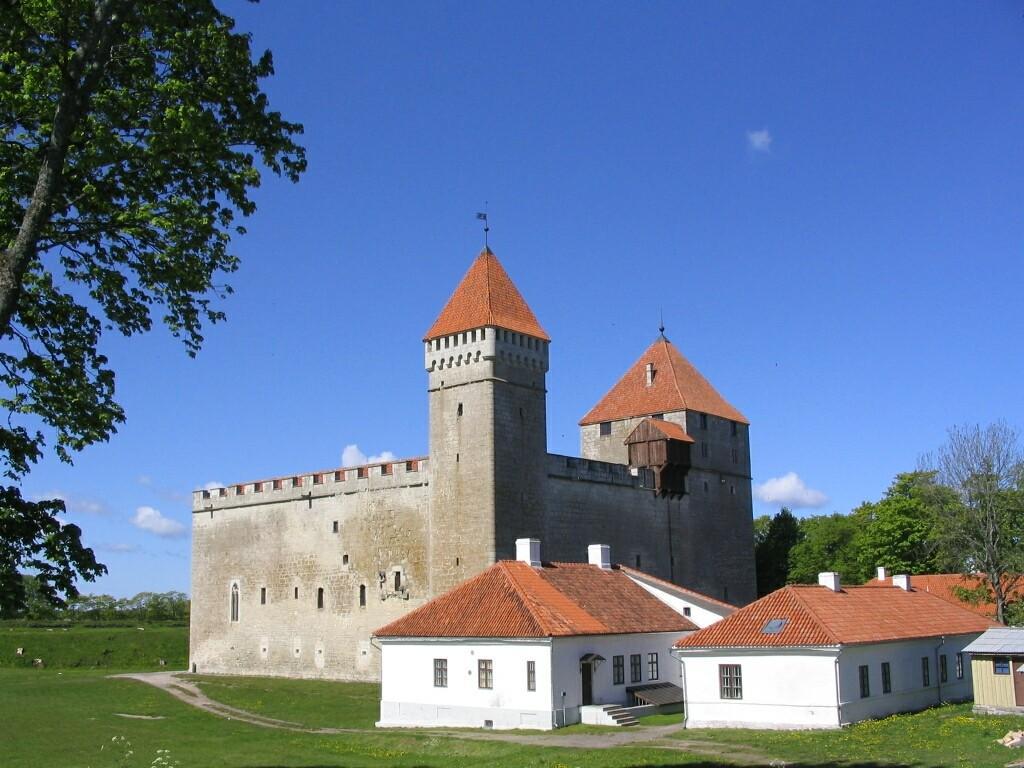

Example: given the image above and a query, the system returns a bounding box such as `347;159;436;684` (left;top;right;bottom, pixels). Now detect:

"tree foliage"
754;507;801;596
0;0;305;613
787;512;869;586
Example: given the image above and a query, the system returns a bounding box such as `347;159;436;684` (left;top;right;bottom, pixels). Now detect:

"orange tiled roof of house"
865;573;1024;620
618;565;737;611
424;248;549;342
674;584;997;650
374;560;698;638
579;336;747;426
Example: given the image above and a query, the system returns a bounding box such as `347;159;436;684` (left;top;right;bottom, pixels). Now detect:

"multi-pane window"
478;659;493;689
859;665;870;698
433;658;447;688
612;655;624;685
527;660;536;691
956;652;964;680
921;656;931;687
995;658;1011;675
940;654;948;683
719;664;742;699
882;662;892;694
630;654;642;683
648;653;659;680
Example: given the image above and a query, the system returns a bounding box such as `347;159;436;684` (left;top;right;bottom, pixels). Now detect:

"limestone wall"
189;462;431;681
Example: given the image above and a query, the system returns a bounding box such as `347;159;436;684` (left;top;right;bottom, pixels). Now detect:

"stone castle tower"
189;247;756;680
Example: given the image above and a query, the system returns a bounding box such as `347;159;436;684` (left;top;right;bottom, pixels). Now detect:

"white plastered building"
673;572;997;729
374;540;731;730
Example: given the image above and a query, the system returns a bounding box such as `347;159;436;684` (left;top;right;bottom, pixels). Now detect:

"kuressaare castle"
190;247;756;680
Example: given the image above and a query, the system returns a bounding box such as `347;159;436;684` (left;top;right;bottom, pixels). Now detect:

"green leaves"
0;0;306;611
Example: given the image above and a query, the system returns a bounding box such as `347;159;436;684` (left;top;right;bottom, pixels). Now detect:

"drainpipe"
671;649;689;728
833;647;843;727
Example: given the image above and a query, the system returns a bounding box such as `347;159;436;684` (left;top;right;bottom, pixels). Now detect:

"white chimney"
818;572;841;592
588;544;612;570
876;566;888;581
645;362;655;386
516;538;542;568
893;574;912;591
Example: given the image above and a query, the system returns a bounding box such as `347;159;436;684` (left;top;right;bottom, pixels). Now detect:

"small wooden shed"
624;418;693;496
964;628;1024;713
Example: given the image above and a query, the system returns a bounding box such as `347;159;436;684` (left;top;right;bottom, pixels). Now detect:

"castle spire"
424;249;549;342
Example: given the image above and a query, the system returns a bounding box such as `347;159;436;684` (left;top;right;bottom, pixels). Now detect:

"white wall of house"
377;630;686;730
627;577;730;628
676;633;982;730
378;638;553;730
677;647;841;729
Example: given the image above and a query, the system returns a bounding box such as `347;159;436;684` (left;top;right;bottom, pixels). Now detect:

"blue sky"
27;1;1024;596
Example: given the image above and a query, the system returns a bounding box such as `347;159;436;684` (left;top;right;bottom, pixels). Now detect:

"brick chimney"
516;538;541;568
588;544;612;570
818;572;841;592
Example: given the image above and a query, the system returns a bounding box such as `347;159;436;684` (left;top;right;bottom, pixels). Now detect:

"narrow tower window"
457;403;463;417
359;584;366;607
394;570;402;591
230;583;239;622
317;587;324;610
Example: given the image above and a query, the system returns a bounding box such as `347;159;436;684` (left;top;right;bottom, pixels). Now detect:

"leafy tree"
755;507;802;596
932;421;1024;624
0;1;305;613
855;471;956;577
788;512;869;586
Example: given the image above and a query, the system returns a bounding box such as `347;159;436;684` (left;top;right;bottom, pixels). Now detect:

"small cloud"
341;444;397;467
747;128;773;153
131;506;187;538
34;490;106;516
202;481;223;491
754;472;827;509
137;475;152;486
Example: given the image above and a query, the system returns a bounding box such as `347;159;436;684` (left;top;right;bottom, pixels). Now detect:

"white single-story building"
374;539;728;730
673;572;998;730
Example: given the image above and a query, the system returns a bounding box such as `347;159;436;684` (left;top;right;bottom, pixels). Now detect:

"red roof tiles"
579;336;747;426
865;573;1024;620
674;584;997;650
424;248;549;342
375;561;697;638
630;418;695;444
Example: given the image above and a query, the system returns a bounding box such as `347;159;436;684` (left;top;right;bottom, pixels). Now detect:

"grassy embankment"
5;624;1024;767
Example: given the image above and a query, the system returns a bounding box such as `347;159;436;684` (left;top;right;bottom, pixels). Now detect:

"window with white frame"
527;660;536;691
478;659;493;689
719;664;742;699
433;658;447;688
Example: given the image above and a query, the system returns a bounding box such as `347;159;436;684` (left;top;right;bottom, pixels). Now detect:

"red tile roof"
674;584;997;650
618;566;737;612
579;336;748;426
375;561;698;638
424;248;549;342
865;573;1024;620
631;418;695;444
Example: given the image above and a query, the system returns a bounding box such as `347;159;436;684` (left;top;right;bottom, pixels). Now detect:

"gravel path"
114;671;773;764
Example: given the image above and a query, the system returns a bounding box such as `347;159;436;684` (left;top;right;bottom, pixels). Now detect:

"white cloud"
754;472;827;509
202;480;223;491
34;490;106;516
131;506;187;538
747;128;773;153
103;542;138;553
341;444;397;467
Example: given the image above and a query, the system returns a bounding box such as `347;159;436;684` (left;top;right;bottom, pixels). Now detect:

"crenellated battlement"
424;325;549;374
192;456;429;511
545;453;653;489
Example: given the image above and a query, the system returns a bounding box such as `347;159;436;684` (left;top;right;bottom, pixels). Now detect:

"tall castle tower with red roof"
189;246;756;682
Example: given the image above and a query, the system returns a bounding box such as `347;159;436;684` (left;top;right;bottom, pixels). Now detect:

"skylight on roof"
762;618;787;634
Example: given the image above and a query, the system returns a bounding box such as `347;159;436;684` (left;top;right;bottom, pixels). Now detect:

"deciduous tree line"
755;422;1024;624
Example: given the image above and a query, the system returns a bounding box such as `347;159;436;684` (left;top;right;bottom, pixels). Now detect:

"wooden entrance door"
1013;658;1024;706
581;663;593;706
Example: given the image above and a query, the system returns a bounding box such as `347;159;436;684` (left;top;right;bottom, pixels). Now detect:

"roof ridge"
661;336;688;412
785;585;841;645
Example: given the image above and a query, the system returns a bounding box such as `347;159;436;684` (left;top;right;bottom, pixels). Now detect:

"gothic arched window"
230;583;239;622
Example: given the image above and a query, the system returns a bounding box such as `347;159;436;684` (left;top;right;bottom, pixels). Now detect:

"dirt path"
114;671;773;765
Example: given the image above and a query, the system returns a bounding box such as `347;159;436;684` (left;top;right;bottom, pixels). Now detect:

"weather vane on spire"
476;203;490;249
659;307;665;337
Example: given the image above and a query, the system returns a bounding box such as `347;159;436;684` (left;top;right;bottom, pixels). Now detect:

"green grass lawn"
0;624;187;670
6;628;1024;768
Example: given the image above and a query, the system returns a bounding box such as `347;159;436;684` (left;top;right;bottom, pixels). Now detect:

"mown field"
4;625;1024;767
0;623;188;670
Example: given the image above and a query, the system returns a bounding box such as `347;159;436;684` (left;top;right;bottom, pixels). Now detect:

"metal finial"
475;204;490;248
659;308;665;336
